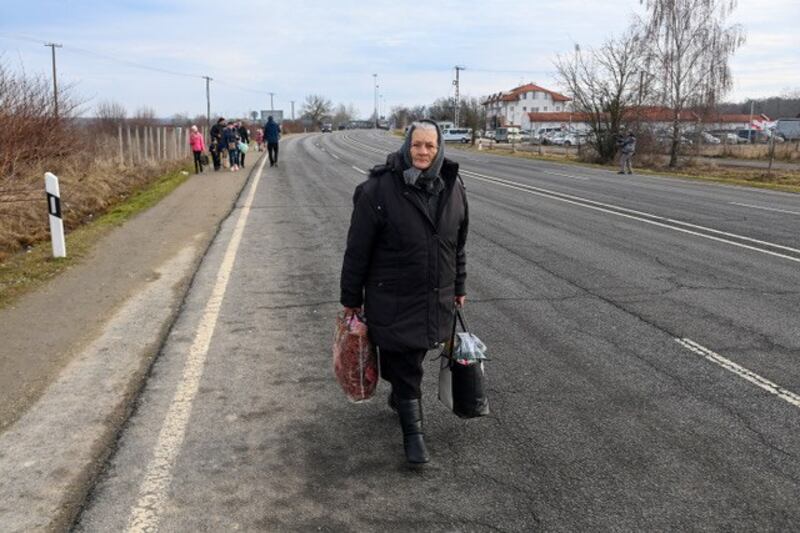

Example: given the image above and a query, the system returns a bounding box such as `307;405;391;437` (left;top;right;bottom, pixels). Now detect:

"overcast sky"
2;0;798;120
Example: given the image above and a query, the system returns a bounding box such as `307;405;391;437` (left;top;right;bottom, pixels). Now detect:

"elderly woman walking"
340;120;469;464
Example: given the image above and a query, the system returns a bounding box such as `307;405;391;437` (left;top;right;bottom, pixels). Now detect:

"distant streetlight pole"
291;100;295;120
454;65;465;127
748;99;755;143
45;42;62;117
269;92;275;112
373;73;378;128
203;76;212;137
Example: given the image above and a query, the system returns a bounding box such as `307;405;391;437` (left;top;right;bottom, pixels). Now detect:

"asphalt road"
75;130;800;532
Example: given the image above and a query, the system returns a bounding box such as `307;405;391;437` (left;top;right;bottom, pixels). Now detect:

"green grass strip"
0;165;192;310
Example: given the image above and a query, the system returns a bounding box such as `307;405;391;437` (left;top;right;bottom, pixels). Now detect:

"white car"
441;128;472;143
700;131;721;144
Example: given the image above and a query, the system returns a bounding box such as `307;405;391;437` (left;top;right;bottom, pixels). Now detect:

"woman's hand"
343;306;362;318
454;295;466;309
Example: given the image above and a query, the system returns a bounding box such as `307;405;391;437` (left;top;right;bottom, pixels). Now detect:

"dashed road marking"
125;154;268;533
351;165;367;174
676;338;800;409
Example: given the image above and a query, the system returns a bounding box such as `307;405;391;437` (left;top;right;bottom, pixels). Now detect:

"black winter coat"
340;152;468;352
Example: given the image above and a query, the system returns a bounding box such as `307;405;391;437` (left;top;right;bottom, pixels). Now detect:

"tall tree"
555;30;644;163
639;0;745;166
301;94;333;128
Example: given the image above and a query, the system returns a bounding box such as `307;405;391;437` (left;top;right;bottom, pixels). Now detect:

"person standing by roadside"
189;125;206;174
617;132;636;175
264;115;280;167
223;123;240;171
255;128;264;152
237;122;250;168
209;117;226;171
340;120;469;465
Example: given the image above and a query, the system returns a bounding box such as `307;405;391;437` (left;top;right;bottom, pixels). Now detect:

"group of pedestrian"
208;118;250;173
187;116;281;174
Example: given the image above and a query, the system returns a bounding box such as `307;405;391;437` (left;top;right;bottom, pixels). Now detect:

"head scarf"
400;119;445;194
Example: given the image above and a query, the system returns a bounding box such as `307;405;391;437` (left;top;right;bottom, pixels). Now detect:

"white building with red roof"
482;83;572;130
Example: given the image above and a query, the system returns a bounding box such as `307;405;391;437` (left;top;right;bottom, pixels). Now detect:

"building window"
533;107;539;113
523;106;527;111
543;106;548;112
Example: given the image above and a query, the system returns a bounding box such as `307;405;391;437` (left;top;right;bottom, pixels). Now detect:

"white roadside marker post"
44;172;66;258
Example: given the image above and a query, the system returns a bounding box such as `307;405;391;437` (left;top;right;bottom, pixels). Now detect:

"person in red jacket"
189;125;206;174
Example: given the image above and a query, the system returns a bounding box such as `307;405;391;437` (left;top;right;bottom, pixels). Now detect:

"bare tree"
639;0;745;167
130;106;158;127
0;60;79;178
301;94;333;128
555;30;644;163
95;100;127;134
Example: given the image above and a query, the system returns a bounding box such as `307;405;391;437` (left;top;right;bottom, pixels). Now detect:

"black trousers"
379;348;427;400
192;150;203;173
240;151;246;167
210;149;221;170
267;142;279;165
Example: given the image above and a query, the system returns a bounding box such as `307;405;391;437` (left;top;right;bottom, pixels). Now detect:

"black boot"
396;398;429;464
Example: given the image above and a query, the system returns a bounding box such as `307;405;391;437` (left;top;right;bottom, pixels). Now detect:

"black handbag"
199;153;210;166
438;309;490;418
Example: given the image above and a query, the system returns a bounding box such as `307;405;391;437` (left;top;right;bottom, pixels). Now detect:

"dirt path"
0;157;257;432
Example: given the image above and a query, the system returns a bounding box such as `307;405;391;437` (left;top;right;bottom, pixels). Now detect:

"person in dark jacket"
340;119;469;465
222;123;240;171
209;117;226;171
237;122;250;168
263;116;281;167
617;131;636;174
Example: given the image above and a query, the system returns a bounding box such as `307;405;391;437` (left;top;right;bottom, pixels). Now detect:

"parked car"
321;123;332;133
736;129;768;143
441;128;472;143
699;131;721;144
533;127;562;144
484;130;496;140
495;126;522;143
518;131;533;143
708;130;741;144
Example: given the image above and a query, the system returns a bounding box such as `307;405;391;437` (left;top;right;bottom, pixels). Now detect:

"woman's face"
410;128;438;170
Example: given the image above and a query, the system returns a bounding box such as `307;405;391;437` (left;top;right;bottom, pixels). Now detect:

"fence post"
118;125;124;166
163;127;167;160
134;128;141;164
44;172;66;258
126;126;133;166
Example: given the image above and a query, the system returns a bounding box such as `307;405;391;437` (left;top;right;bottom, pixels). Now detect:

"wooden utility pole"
45;43;62;117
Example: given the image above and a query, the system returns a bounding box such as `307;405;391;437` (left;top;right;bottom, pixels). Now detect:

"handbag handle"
445;308;469;360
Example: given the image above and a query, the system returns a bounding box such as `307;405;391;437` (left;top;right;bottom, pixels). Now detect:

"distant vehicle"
321;123;332;133
736;128;767;143
484;130;496;140
495;126;522;143
534;127;563;144
518;131;533;143
709;130;741;144
436;121;455;132
550;132;583;146
337;124;346;130
774;118;800;141
699;131;721;144
441;128;472;143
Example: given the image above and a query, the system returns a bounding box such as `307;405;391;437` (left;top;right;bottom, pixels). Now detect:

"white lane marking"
125;154;268;533
729;202;800;216
676;338;800;409
330;153;340;160
461;169;800;263
351;165;367;174
542;170;589;181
